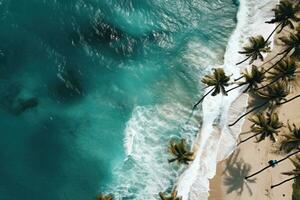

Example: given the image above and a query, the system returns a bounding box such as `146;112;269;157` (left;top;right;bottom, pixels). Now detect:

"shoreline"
208;72;300;199
177;0;278;199
208;5;300;200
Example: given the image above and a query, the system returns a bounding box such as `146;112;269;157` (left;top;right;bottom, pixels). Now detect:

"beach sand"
208;29;300;200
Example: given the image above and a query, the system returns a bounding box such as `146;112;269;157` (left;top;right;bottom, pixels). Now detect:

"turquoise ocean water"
0;0;238;199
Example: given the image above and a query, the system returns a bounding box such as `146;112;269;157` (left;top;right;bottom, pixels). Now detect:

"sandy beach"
175;1;283;200
208;28;300;200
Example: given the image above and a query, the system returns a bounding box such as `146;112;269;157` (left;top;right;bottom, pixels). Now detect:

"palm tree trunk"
264;49;292;74
236;55;252;66
168;158;178;163
193;87;214;109
226;83;247;93
238;132;261;145
245;149;300;180
271;175;300;189
234;76;244;82
229;101;269;127
279;94;300;105
265;22;283;43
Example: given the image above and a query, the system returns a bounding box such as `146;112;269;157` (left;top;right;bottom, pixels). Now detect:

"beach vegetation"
236;35;271;65
260;31;300;74
159;188;182;200
266;0;300;38
238;112;283;145
229;81;290;126
227;65;265;93
279;122;300;154
193;68;230;108
176;0;300;198
168;139;194;165
256;58;299;90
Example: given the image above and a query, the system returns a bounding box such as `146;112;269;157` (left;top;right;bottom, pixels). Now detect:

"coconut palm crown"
280;122;300;154
280;31;300;54
237;35;270;65
201;68;230;96
193;68;230;108
257;81;290;107
269;58;299;82
159;189;182;200
262;32;300;74
168;139;194;164
229;81;289;127
266;0;300;33
257;58;299;90
241;65;266;92
249;112;283;142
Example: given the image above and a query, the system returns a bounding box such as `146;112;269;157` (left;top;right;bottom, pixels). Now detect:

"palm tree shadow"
222;150;256;196
247;91;268;112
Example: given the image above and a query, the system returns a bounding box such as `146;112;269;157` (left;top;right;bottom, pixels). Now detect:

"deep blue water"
0;0;237;199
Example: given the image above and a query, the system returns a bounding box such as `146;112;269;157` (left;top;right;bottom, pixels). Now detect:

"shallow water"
0;0;237;199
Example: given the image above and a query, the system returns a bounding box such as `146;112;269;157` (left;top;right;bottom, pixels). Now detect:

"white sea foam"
176;0;278;199
124;114;138;156
113;104;199;199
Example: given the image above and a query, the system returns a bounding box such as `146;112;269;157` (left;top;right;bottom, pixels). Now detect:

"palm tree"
265;0;300;42
236;35;271;65
279;122;300;154
257;58;299;90
229;81;290;126
168;139;194;164
238;112;283;145
227;65;265;93
264;31;300;74
255;80;290;107
97;193;113;200
269;58;298;81
280;31;300;55
193;68;230;108
159;188;182;200
271;155;300;189
245;149;300;180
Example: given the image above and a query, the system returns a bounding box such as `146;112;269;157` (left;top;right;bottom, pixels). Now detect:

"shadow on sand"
222;149;256;196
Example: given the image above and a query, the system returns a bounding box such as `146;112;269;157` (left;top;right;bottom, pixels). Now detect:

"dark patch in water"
232;0;239;7
50;68;85;104
89;20;125;44
0;83;38;115
70;18;139;57
14;97;38;115
70;17;170;58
